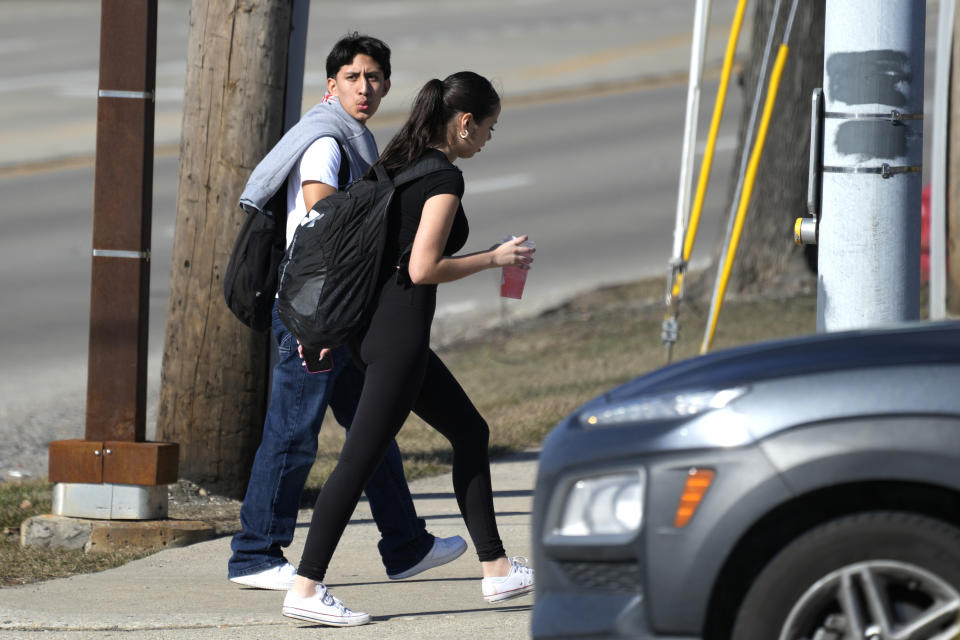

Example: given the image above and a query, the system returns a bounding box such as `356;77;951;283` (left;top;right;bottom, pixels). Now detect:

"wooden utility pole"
948;9;960;315
157;0;293;497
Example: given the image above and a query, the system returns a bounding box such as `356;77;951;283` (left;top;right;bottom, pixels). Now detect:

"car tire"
730;511;960;640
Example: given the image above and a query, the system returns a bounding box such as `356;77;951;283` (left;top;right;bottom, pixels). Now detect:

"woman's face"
458;104;501;158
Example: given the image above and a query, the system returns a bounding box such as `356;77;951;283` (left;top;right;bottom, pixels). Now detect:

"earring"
459;130;468;139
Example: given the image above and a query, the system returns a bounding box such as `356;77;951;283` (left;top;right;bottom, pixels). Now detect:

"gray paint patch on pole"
826;50;912;107
835;120;908;158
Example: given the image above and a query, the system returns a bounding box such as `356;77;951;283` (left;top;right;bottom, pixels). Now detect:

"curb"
20;514;216;554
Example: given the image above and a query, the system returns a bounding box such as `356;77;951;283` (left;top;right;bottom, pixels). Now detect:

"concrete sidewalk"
0;451;539;639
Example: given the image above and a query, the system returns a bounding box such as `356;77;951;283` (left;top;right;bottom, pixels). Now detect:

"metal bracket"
797;88;824;246
663;258;687;306
660;316;679;344
807;89;824;219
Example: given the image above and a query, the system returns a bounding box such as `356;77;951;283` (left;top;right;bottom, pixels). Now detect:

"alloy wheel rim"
778;560;960;640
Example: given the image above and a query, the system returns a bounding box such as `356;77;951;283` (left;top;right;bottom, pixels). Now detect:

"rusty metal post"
48;0;178;519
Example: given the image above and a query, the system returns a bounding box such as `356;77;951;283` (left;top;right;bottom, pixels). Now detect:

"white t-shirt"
284;136;355;248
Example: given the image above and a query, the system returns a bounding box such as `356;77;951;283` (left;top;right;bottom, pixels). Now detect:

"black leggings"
297;278;506;581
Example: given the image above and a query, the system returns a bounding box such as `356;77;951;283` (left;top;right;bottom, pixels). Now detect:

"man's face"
327;53;390;124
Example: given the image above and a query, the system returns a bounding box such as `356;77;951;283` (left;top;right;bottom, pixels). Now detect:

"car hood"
604;320;960;404
539;322;960;468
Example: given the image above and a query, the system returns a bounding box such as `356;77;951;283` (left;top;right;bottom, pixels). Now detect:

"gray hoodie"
238;96;379;215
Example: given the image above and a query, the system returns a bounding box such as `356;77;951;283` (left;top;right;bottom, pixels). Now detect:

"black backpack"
222;143;350;331
276;155;451;349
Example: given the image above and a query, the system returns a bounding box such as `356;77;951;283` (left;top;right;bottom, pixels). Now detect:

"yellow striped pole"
702;43;790;353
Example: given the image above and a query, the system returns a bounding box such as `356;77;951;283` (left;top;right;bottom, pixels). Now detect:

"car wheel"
731;511;960;640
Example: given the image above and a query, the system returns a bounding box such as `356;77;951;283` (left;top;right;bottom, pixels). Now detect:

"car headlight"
547;469;645;545
580;387;747;428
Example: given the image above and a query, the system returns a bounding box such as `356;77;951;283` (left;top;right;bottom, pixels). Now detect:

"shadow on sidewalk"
286;602;532;628
295;509;531;529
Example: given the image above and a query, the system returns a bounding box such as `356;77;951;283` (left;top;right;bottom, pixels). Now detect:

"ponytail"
376;72;500;174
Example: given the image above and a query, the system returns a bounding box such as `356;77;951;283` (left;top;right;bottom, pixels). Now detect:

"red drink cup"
500;236;534;299
500;265;527;299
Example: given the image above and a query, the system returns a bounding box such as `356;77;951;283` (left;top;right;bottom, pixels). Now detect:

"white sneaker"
481;556;535;603
229;562;297;590
282;583;371;627
387;535;468;580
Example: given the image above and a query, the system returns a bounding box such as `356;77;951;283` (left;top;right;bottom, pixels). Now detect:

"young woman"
281;71;536;627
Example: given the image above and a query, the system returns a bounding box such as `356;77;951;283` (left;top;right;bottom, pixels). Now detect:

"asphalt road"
0;0;742;166
0;81;739;478
7;0;874;480
0;0;749;480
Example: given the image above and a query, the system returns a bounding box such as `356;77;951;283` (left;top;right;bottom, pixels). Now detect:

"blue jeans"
228;304;433;579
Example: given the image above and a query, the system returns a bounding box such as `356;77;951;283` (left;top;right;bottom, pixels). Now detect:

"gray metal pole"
284;0;309;131
267;0;310;399
817;0;925;332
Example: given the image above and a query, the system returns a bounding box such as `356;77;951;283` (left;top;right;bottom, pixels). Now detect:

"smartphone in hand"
301;344;333;374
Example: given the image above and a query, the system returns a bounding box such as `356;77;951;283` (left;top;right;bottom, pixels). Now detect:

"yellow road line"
2;54;739;180
520;27;732;78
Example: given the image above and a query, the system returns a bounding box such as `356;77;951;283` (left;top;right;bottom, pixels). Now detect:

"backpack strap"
388;154;461;286
335;139;351;190
372;163;390;184
392;154;457;187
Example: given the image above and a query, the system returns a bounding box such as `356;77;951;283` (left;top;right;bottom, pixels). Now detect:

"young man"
228;33;466;591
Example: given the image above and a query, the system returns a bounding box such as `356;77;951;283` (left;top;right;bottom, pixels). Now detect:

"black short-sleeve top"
382;149;469;276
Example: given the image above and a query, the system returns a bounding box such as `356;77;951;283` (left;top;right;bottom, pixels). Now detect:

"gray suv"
532;321;960;640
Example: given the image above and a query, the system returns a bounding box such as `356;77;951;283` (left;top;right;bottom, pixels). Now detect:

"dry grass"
2;275;818;586
0;479;152;586
0;542;150;587
307;277;818;486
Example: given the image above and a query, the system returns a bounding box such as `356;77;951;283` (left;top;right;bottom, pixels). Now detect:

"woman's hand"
408;194;535;283
491;235;535;269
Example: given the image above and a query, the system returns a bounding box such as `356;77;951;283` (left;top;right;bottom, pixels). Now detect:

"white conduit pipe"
669;0;714;284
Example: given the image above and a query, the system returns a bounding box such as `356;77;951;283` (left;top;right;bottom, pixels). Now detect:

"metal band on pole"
823;110;923;122
92;249;151;260
822;164;922;178
98;89;155;100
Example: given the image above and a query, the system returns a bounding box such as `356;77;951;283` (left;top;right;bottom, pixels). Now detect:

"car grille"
557;560;643;591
